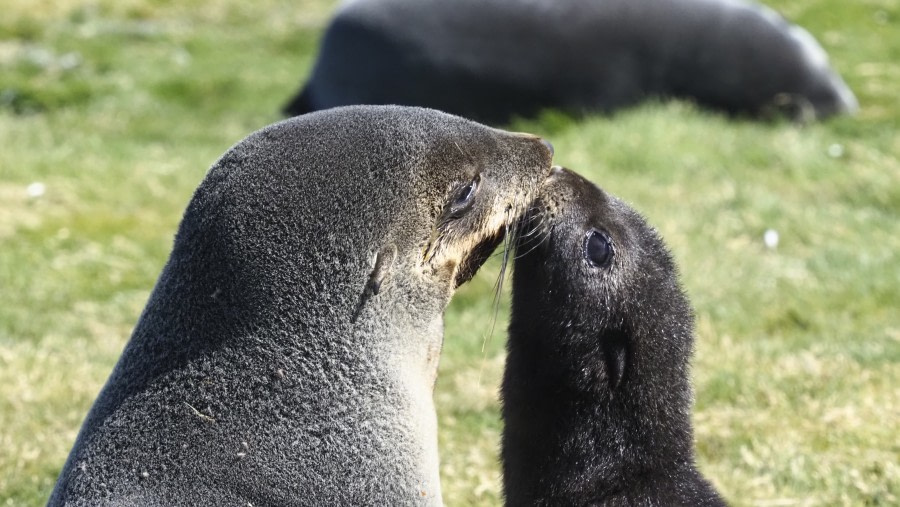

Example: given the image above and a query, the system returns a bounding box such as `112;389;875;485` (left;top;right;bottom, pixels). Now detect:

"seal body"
49;106;553;506
284;0;857;123
501;167;726;505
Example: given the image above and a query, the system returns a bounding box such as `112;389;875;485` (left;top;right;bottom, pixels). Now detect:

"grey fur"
284;0;857;123
502;168;726;505
49;105;552;506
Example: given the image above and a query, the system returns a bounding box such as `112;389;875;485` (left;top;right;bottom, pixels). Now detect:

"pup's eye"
449;174;480;216
584;230;613;268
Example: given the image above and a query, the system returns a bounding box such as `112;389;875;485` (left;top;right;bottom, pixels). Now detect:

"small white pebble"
827;143;844;158
26;182;46;198
764;229;779;249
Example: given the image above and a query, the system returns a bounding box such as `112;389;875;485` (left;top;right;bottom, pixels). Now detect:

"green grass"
1;0;897;505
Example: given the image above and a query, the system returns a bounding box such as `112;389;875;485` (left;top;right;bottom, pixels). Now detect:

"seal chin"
453;228;505;287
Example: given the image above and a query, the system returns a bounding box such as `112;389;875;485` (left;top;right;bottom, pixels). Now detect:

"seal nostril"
541;139;554;157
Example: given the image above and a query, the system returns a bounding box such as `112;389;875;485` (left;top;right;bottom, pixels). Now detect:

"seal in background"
285;0;857;123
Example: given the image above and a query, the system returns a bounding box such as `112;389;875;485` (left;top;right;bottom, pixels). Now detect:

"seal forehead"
532;168;620;236
518;169;672;298
205;106;497;221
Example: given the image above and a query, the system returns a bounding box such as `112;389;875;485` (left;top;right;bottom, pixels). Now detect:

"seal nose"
541;139;554;157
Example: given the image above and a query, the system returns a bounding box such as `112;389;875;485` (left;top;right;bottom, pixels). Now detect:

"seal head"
50;106;553;506
502;167;725;505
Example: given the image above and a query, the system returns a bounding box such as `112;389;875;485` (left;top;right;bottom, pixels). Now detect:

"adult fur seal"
284;0;857;123
501;167;726;505
49;105;553;506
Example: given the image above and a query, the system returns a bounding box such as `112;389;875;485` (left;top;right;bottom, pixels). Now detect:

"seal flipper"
352;244;397;321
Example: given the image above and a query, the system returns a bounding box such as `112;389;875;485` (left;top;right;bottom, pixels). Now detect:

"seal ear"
366;244;397;296
602;330;628;392
352;244;397;322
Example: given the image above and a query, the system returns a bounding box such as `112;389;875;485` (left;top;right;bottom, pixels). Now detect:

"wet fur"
49;106;552;506
501;168;726;506
284;0;856;123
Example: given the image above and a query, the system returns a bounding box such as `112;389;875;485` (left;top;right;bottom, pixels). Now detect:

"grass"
0;0;897;505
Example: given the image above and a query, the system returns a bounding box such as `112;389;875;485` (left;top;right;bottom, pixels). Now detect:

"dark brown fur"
502;167;726;506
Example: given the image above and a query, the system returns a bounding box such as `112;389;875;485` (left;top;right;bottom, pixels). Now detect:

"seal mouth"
453;228;506;287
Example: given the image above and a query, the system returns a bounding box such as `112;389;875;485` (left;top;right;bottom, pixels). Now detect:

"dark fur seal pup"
283;0;857;123
49;105;553;506
501;167;726;506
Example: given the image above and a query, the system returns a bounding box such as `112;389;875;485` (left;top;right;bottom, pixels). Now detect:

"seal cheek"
453;227;505;287
438;258;460;287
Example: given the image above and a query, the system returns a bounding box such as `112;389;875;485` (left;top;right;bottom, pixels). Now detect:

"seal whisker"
513;226;551;260
452;141;471;160
484;203;547;262
511;208;552;260
514;214;548;242
477;202;517;386
514;211;547;238
487;207;514;345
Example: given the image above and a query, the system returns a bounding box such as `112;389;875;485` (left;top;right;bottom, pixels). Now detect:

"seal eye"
449;174;480;217
584;230;613;268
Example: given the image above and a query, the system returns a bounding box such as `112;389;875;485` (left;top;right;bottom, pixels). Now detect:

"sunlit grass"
1;0;898;505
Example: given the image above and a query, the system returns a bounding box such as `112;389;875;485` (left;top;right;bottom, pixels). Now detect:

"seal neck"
502;317;699;501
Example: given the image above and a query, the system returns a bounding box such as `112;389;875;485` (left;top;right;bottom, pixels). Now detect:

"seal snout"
513;132;554;163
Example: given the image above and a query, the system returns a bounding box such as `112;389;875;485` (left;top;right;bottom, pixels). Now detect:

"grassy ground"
1;0;897;505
